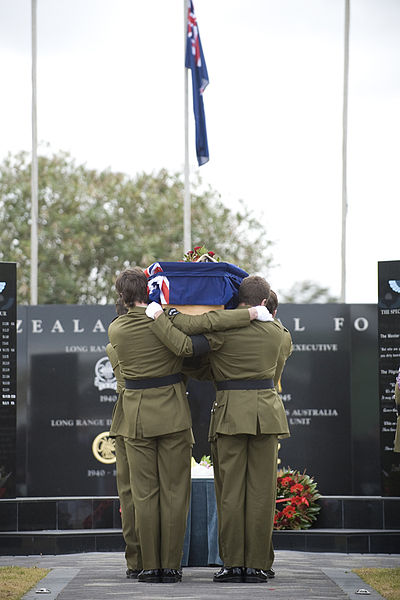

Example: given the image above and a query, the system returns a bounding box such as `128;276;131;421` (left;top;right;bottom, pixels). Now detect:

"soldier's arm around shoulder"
163;307;252;335
151;310;214;358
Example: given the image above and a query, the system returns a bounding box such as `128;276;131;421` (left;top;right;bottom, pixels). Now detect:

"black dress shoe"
126;568;141;579
138;569;161;583
161;568;182;583
213;567;243;583
266;568;275;578
243;568;269;583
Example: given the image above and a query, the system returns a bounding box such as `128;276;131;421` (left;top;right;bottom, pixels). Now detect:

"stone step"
1;494;399;559
2;495;400;532
1;528;399;558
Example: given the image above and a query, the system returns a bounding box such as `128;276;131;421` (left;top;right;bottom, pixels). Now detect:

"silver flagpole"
340;0;350;303
183;0;191;254
30;0;39;305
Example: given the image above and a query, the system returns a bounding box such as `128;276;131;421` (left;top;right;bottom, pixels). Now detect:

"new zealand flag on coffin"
145;262;249;309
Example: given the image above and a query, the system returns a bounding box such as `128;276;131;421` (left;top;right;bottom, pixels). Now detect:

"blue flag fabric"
146;262;249;309
185;0;209;166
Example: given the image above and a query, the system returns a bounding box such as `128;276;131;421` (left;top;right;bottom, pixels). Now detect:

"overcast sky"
1;0;399;303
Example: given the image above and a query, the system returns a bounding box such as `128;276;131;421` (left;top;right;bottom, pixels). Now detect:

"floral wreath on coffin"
274;468;321;530
183;245;219;262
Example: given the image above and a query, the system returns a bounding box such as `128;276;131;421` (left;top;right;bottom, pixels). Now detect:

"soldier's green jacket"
152;306;292;440
106;341;129;438
107;306;252;438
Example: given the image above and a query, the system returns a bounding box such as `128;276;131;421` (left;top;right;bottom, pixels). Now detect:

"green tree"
0;150;273;304
279;280;339;303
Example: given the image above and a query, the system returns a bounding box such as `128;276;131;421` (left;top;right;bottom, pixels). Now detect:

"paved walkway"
1;551;399;600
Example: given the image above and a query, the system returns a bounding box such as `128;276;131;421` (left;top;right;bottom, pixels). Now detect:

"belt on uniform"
216;378;274;391
124;373;183;390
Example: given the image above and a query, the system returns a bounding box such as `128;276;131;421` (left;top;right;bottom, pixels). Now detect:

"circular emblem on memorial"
92;431;116;464
94;356;117;391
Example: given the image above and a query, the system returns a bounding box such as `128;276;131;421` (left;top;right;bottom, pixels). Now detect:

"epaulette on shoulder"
167;308;180;317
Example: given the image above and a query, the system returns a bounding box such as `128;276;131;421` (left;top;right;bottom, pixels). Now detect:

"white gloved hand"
254;305;274;322
145;302;163;319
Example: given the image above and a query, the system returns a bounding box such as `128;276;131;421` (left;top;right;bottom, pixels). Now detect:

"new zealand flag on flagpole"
185;0;209;166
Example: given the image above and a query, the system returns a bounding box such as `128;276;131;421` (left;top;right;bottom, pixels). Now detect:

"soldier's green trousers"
211;433;278;570
115;435;142;571
124;428;192;570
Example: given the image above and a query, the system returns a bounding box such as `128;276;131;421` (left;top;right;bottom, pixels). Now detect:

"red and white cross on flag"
187;1;202;69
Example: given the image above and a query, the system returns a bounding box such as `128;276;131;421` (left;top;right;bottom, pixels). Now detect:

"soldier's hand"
250;305;274;322
146;302;163;320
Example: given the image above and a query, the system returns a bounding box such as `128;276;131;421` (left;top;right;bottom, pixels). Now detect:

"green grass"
0;566;50;600
353;568;400;600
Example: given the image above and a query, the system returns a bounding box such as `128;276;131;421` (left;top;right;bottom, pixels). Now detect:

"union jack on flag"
144;262;170;304
185;0;209;166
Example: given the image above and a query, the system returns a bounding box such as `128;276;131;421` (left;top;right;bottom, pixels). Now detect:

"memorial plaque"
378;260;400;496
21;305;117;496
0;262;17;498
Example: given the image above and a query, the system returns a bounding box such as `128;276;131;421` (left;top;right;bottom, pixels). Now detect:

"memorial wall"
0;263;16;499
378;260;400;496
13;301;390;498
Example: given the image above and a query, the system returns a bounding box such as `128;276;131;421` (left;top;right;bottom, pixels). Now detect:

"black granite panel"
95;533;125;552
314;498;343;528
28;535;57;555
383;499;400;529
58;499;93;529
347;534;370;553
343;499;383;529
370;533;400;554
92;500;113;528
0;535;25;555
1;529;400;556
113;499;122;528
272;532;306;551
305;533;347;553
0;533;56;555
18;501;57;531
0;501;17;531
56;534;96;554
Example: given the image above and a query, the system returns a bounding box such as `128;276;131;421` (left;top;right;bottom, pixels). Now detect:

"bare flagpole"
183;0;191;254
340;0;350;303
30;0;39;305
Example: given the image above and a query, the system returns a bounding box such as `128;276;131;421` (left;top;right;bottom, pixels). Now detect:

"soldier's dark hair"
266;290;278;315
238;275;270;306
115;267;148;307
115;296;128;316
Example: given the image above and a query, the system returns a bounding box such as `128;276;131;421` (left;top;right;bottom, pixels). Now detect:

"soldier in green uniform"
148;275;292;584
108;268;269;584
106;298;142;579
